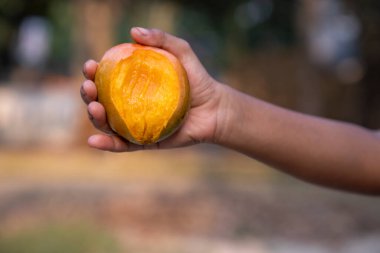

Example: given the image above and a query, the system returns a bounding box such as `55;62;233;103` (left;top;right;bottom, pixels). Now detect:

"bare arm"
81;27;380;195
215;84;380;194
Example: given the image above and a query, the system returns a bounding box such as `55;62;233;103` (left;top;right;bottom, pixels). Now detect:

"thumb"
130;27;194;63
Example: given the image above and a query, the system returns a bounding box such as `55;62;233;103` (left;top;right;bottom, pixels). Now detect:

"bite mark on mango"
95;44;190;145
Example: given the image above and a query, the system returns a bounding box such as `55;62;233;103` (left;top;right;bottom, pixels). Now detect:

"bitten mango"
95;43;190;145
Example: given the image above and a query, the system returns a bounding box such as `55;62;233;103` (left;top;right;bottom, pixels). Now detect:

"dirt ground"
0;146;380;252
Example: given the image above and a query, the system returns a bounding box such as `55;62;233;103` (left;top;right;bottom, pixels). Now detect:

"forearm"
215;84;380;194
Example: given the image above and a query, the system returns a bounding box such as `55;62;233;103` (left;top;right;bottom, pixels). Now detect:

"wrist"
212;83;239;145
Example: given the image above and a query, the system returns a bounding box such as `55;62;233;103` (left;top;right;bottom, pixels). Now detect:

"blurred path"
1;147;380;252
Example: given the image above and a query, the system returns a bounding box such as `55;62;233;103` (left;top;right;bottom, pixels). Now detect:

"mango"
95;43;190;145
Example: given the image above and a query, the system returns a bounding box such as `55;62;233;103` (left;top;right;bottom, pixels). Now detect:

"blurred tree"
346;0;380;128
71;0;121;75
0;0;378;127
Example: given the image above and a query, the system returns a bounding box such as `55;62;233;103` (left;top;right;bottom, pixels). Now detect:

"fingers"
81;60;98;104
80;80;97;104
87;101;114;134
88;134;129;152
83;59;98;81
83;30;201;152
88;134;160;152
130;27;195;63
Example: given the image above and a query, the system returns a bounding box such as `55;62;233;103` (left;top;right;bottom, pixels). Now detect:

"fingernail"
135;27;149;36
88;135;96;144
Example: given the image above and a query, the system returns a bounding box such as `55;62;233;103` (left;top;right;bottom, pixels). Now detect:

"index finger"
83;59;98;81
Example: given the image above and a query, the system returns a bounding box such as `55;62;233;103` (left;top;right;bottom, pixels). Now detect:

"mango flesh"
95;44;190;145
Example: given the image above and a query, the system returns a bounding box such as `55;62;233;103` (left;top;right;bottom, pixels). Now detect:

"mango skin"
95;43;190;145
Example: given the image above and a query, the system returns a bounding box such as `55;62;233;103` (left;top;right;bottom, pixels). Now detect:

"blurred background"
1;0;380;252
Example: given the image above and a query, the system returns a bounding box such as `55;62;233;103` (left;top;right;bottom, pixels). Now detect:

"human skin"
80;27;380;195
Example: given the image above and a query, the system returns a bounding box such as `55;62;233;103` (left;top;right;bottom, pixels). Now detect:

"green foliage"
47;0;73;74
0;223;121;253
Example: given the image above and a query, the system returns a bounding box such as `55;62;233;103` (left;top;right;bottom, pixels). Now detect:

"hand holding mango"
81;27;219;151
95;43;190;145
81;27;380;195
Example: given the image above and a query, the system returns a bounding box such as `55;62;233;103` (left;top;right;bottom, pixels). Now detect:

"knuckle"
152;28;166;46
179;39;191;50
151;28;163;36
